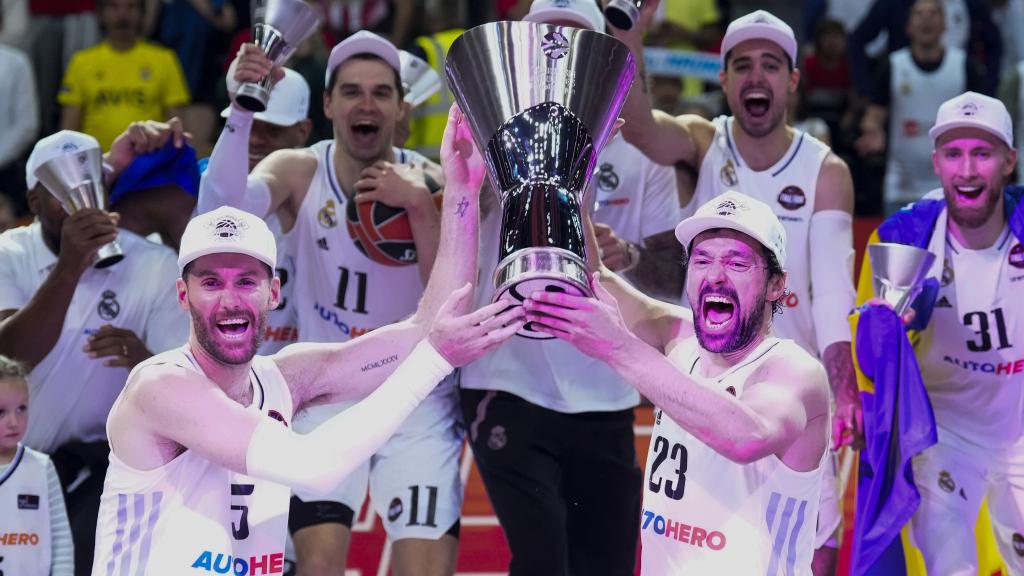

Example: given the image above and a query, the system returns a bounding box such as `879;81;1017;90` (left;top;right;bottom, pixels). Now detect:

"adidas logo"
936;296;953;309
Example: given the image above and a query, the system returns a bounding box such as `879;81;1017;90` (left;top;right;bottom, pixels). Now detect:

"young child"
0;355;73;575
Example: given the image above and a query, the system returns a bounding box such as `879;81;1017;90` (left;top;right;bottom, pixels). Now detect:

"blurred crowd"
0;0;1022;230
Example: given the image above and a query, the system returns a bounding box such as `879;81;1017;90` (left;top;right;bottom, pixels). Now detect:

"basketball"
345;191;443;266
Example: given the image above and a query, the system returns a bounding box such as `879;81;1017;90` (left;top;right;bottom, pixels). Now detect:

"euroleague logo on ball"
541;30;569;60
346;193;443;266
777;186;806;210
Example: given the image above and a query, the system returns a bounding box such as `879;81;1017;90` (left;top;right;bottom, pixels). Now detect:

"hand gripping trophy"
234;0;322;112
33;131;124;268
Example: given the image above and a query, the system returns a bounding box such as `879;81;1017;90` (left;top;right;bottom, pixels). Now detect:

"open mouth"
954;184;984;201
702;294;736;331
215;317;251;339
351;120;380;144
742;91;771;118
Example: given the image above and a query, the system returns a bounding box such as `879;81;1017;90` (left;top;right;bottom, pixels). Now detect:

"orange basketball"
345;193;443;266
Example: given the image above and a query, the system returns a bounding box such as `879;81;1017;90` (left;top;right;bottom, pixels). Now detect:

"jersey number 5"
649;436;688;500
964;308;1013;352
231;483;255;540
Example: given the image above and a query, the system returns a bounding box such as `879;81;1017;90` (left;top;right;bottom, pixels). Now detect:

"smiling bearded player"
200;31;467;575
90;109;525;575
523;191;830;574
607;5;857;568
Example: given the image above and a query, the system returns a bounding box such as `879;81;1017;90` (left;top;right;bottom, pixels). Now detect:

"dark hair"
813;19;847;51
0;355;28;381
326;53;405;100
181;259;274;281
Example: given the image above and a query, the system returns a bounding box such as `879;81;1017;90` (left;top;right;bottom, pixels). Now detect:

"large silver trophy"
446;21;635;338
235;0;321;112
34;146;124;268
868;243;936;316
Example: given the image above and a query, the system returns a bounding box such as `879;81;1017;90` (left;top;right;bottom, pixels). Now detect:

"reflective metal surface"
400;50;442;107
605;0;645;31
35;148;124;268
446;21;635;337
868;242;936;316
236;0;321;112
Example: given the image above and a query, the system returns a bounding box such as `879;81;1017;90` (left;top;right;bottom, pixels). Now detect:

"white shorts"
292;375;464;541
910;427;1024;576
815;451;842;550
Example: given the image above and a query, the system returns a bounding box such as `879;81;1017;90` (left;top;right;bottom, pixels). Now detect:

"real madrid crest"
97;290;120;320
597;163;619;191
318;199;338;229
720;159;738;187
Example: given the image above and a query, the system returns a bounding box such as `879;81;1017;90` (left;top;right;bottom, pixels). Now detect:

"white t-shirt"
460;137;680;413
916;210;1024;448
0;223;188;452
93;348;294;576
692;116;831;357
641;337;825;575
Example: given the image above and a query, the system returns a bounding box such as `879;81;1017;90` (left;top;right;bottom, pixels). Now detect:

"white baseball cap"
675;190;788;268
720;10;798;69
524;0;605;32
26;130;101;191
178;206;277;274
928;91;1014;148
325;30;401;88
223;68;309;126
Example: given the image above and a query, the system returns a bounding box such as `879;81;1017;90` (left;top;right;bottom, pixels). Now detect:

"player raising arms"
91;108;524;576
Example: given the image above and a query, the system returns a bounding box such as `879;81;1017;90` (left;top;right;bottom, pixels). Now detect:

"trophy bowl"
34;147;124;268
235;0;322;112
868;242;936;316
446;21;635;338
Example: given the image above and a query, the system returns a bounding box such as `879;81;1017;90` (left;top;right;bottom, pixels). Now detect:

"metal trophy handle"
604;0;645;31
868;242;936;316
235;0;321;112
446;21;635;338
34;148;124;268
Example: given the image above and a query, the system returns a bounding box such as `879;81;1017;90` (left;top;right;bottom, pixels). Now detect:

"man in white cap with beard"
91;110;526;575
524;191;830;574
855;91;1024;574
606;3;857;570
203;30;465;576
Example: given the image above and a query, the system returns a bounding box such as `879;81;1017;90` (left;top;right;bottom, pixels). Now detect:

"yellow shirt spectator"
654;0;721;96
59;40;190;150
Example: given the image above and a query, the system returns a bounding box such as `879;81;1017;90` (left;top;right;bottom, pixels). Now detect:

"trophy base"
235;82;270;113
93;241;124;269
493;247;591;340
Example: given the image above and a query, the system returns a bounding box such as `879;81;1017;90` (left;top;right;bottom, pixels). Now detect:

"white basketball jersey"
0;445;53;576
93;348;294;576
289;141;428;345
917;216;1024;448
641;337;824;575
693;116;829;356
885;47;965;206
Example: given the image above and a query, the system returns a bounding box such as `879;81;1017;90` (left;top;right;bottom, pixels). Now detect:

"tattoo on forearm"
456;197;469;218
626;231;685;300
361;354;399;372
